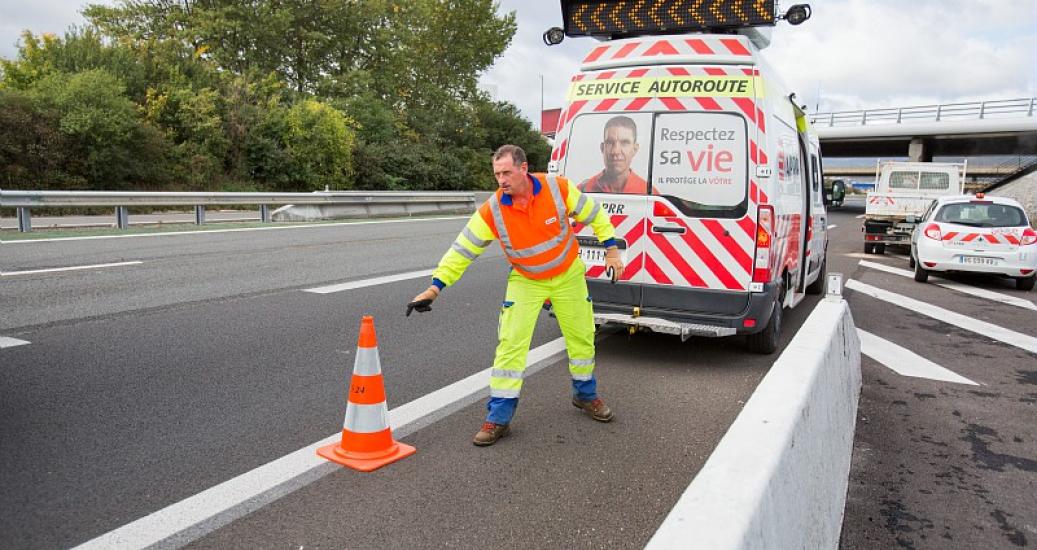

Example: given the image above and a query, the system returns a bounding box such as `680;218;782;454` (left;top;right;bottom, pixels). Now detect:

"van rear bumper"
590;281;779;337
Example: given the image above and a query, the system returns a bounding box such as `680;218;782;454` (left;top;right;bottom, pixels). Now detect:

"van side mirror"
823;192;832;206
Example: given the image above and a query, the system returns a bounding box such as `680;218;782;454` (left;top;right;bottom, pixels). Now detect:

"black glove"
406;298;434;316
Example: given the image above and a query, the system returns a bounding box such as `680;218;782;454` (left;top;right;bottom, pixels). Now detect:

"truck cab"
863;161;966;254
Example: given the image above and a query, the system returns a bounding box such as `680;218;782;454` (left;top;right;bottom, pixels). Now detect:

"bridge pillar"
908;138;932;162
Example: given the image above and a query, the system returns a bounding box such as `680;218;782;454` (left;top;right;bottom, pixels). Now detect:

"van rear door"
641;109;755;314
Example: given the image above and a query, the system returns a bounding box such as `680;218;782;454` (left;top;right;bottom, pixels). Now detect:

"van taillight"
753;205;774;283
653;201;677;217
1022;228;1037;246
923;223;942;241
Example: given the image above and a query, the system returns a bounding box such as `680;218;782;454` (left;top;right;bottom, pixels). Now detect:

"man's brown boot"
572;397;614;422
473;421;511;446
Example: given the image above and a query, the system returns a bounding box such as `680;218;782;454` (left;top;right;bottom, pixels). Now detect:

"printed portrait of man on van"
574;115;651;194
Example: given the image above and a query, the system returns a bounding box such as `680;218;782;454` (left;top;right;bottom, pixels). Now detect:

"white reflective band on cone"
343;402;390;433
353;347;382;376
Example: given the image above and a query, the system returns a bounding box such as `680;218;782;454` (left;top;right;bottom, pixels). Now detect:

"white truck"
863;160;966;254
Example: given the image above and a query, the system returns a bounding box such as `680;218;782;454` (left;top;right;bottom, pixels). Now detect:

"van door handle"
652;225;686;234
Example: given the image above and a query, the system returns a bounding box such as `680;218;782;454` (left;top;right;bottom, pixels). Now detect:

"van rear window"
651;112;747;217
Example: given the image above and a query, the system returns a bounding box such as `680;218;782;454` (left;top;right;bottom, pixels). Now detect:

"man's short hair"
493;144;527;166
603;116;638;142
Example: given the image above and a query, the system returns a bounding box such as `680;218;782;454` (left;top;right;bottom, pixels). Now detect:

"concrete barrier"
646;298;862;550
271;191;475;221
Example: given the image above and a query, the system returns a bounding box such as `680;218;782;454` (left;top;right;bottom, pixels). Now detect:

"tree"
27;69;172;189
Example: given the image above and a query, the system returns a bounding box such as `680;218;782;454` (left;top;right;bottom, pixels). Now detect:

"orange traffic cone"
317;315;416;472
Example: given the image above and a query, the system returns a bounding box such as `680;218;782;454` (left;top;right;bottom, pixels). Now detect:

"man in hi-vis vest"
407;144;624;446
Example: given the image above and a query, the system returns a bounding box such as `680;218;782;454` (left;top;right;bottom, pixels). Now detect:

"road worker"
407;144;624;446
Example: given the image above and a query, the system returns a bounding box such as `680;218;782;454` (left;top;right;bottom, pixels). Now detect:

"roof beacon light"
543;27;565;46
783;4;812;25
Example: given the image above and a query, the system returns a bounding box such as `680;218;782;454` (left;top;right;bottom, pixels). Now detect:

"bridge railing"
0;190;476;233
810;97;1036;127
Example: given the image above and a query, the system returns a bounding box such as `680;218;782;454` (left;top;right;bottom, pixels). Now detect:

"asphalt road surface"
1;215;820;549
2;200;1034;549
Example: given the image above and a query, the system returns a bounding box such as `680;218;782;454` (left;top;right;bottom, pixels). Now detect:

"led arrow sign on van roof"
561;0;777;38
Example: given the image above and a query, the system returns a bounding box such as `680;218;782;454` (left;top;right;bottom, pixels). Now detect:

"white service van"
548;27;828;353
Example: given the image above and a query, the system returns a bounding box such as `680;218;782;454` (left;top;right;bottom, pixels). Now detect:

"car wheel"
874;243;886;255
1017;275;1036;291
914;261;929;282
908;253;916;269
864;243;874;254
747;281;785;354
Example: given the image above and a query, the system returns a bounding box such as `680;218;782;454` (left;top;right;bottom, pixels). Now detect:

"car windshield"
934;202;1027;228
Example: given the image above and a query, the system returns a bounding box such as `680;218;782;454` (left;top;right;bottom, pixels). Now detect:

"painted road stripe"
4;215;469;245
0;337;31;349
73;337;570;549
304;269;434;294
1;261;143;277
859;260;1037;312
857;329;978;385
846;279;1037;354
855;214;865;219
827;224;837;229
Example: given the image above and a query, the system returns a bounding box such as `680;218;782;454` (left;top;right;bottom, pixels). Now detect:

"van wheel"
914;261;929;283
747;285;785;354
806;257;826;295
908;253;916;269
1017;275;1036;291
864;243;874;254
874;243;886;254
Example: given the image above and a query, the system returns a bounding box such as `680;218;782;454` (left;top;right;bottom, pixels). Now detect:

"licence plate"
578;245;626;267
959;256;999;266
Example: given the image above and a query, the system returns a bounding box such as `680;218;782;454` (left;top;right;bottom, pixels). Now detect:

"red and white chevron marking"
582;36;755;68
941;230;1022;245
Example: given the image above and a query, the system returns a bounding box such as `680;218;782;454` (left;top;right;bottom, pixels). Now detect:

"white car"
909;194;1037;290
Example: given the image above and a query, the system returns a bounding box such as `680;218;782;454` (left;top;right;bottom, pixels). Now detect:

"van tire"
747;285;784;354
874;243;886;254
1017;275;1035;291
806;257;826;295
908;253;916;269
914;262;929;283
864;243;874;254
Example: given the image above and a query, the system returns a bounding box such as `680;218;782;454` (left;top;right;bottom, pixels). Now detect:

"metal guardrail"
810;97;1036;128
0;190;476;233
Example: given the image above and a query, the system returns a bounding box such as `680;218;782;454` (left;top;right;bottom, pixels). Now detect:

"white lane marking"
827;224;837;229
3;215;469;245
855;214;865;219
857;329;978;385
73;337;570;550
859;260;1037;312
846;279;1037;354
1;261;143;277
0;337;31;349
304;269;434;294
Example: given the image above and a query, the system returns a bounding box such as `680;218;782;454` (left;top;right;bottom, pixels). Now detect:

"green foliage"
1;0;546;193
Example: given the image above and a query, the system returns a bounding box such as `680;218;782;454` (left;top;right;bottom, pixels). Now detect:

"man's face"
492;154;529;196
600;124;639;176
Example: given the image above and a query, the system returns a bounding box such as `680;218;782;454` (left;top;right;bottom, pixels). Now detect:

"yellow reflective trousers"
489;258;596;401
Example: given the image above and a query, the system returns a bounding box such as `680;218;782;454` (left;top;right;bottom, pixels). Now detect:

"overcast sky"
3;0;1035;124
